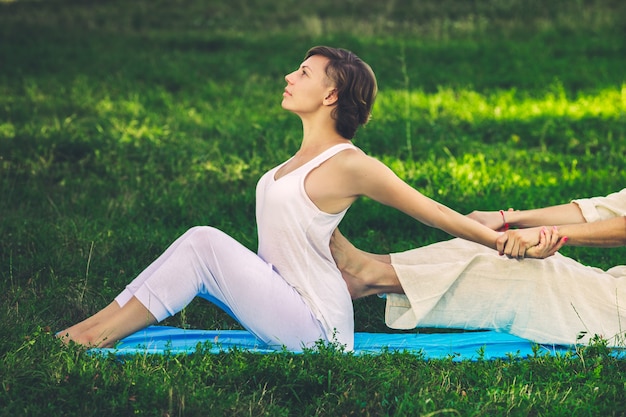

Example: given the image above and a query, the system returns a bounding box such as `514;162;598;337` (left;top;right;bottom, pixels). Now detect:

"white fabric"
386;189;626;346
572;188;626;222
386;239;626;346
256;143;356;349
115;227;326;351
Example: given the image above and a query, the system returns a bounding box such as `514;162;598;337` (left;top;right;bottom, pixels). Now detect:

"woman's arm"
333;152;525;254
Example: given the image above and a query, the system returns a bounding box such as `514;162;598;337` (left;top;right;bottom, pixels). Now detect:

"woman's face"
282;54;335;116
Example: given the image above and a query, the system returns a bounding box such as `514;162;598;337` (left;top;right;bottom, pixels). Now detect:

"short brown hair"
305;46;378;140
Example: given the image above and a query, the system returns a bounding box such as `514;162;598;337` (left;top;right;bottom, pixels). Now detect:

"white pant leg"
388;238;626;346
115;229;192;307
115;226;327;350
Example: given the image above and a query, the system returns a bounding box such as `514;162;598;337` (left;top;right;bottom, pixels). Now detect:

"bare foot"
57;323;112;348
57;297;156;348
330;229;402;299
57;328;115;348
56;301;122;346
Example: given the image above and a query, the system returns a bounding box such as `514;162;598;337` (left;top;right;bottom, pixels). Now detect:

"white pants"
387;238;626;346
115;226;327;350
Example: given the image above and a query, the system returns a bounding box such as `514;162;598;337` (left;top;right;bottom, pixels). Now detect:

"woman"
331;189;626;346
58;46;554;352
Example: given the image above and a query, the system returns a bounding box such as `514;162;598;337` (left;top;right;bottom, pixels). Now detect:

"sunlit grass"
377;83;626;123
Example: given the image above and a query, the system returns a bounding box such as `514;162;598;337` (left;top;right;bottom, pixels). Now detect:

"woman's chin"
280;102;296;113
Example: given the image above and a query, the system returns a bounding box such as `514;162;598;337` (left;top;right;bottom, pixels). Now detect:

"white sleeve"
572;188;626;222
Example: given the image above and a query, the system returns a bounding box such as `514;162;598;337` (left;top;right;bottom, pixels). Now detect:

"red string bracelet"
499;210;510;230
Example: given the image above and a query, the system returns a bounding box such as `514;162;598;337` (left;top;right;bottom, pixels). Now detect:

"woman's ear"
323;88;338;106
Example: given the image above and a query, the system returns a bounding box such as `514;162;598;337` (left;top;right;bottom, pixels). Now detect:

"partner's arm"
554;216;626;247
495;216;626;258
468;202;587;230
504;203;587;228
472;191;626;250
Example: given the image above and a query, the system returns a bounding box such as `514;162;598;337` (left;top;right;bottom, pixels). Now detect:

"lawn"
1;0;626;415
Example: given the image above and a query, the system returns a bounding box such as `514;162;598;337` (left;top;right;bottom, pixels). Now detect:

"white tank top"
255;143;356;349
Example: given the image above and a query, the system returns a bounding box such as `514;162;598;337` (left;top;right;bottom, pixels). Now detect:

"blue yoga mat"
90;326;575;360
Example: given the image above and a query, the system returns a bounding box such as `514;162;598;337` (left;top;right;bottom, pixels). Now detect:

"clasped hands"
496;226;566;259
468;210;567;259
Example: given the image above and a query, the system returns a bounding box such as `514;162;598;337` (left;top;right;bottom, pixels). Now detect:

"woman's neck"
298;117;347;152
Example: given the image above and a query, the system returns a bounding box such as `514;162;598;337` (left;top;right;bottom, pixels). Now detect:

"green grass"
1;0;626;415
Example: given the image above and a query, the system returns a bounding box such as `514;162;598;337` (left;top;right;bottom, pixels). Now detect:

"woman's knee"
185;225;221;240
181;226;230;250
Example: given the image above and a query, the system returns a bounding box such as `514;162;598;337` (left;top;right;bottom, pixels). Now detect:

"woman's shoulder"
326;147;394;182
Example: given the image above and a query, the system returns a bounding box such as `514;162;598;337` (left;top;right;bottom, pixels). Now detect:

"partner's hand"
525;226;567;258
496;226;564;259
